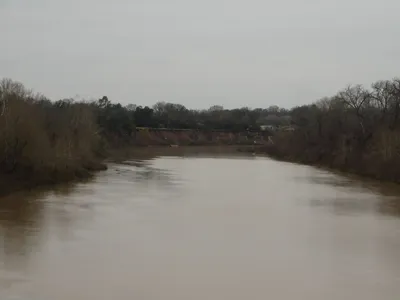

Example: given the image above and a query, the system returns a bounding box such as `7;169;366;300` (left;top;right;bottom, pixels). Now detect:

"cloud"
1;0;400;108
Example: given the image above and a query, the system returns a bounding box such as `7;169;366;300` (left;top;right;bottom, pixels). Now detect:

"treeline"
4;75;400;188
122;103;290;132
0;78;288;189
268;78;400;182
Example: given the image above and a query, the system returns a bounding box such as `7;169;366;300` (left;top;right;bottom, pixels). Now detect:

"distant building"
260;125;277;131
281;126;296;131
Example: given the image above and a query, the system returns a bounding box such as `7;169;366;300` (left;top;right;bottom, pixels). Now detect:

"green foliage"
96;101;135;138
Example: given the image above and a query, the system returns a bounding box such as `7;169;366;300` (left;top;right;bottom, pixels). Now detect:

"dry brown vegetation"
0;79;105;193
265;78;400;182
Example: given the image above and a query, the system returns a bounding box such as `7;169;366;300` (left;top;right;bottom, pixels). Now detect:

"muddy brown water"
1;149;400;299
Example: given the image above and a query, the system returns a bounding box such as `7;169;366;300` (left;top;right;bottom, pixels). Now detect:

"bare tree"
0;89;5;117
387;79;400;128
337;84;371;137
370;80;393;122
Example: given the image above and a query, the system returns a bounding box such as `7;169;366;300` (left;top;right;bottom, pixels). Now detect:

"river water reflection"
1;149;400;299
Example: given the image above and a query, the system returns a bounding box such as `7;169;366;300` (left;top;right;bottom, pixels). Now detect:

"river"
1;149;400;299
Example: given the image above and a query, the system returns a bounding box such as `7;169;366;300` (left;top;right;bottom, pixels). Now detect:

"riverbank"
248;133;400;185
132;128;267;146
107;144;258;162
0;144;260;196
0;160;107;197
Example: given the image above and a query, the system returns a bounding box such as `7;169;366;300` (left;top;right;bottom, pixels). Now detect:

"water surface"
1;150;400;299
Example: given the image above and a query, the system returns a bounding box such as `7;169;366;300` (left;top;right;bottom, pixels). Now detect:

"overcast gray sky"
1;0;399;108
